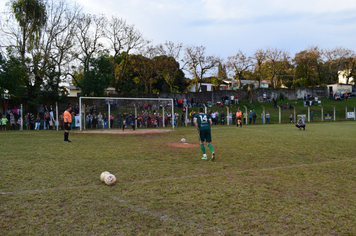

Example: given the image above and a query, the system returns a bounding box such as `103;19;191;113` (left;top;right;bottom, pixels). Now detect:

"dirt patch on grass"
74;129;173;135
166;142;200;148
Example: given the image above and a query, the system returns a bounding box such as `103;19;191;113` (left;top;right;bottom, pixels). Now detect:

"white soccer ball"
104;174;116;186
181;138;186;143
100;171;111;182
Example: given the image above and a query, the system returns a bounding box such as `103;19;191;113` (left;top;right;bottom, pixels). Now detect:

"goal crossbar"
79;97;174;131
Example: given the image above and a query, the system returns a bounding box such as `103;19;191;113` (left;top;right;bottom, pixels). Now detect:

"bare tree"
323;46;355;84
155;41;183;61
183;45;219;92
227;50;253;89
253;48;266;88
39;0;82;90
75;13;106;76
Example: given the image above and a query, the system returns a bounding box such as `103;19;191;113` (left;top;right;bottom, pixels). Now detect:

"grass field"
1;121;356;235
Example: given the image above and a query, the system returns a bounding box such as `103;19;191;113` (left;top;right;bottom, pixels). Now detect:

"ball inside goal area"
104;174;116;186
181;138;186;143
100;171;111;182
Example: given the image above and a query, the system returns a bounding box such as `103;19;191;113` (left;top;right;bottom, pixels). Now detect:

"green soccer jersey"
194;113;211;130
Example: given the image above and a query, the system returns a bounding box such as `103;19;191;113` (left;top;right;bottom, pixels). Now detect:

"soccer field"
1;122;356;235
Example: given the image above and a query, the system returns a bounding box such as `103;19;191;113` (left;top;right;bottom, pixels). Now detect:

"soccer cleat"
201;156;207;160
211;152;215;162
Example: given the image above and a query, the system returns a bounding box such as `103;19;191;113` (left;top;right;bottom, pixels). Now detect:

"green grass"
1;122;356;235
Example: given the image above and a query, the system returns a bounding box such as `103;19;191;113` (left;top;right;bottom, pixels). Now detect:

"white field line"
0;159;353;195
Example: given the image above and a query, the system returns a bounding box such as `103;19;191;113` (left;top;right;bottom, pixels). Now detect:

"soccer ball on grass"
104;174;116;186
100;171;111;182
181;138;186;143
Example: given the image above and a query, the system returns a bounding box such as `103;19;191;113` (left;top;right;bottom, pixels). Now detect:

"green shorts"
198;129;211;142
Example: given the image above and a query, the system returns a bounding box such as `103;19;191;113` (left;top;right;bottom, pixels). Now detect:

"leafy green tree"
10;0;47;63
293;48;320;87
78;55;114;97
0;48;28;101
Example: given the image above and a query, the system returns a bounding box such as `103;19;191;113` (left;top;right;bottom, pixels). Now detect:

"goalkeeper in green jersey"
193;107;215;161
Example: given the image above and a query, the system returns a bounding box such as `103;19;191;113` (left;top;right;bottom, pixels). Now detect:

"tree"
0;48;28;101
10;0;47;63
127;54;156;93
293;47;321;87
105;16;148;94
264;47;290;88
253;49;266;88
75;13;106;75
227;50;253;89
211;62;227;91
183;45;219;92
78;54;114;96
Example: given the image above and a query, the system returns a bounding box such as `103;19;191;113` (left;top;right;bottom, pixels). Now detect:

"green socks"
208;144;214;153
200;144;206;155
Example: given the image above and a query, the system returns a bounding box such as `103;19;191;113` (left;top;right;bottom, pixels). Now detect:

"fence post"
20;104;23;130
278;106;281;124
293;106;296;123
244;106;248;125
308;106;310;123
262;105;265;125
354;106;356;121
162;105;165;128
185;106;188;127
321;106;324;122
108;102;111;129
345;106;347;121
135;104;138;129
226;107;229;125
332;106;335;121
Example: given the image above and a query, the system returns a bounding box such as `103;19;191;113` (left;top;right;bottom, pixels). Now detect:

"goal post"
79;97;175;131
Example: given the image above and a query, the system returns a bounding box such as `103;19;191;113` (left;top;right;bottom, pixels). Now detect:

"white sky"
1;0;356;60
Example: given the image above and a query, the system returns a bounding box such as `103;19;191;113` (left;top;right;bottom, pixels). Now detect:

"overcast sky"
1;0;356;60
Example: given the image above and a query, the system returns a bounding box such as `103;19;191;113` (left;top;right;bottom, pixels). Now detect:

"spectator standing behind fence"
10;115;15;130
103;113;108;129
92;113;97;129
97;112;103;129
266;112;270;124
17;117;21;130
263;92;267;102
49;105;55;122
38;104;44;119
35;115;41;130
252;110;257;124
261;112;264;124
236;108;242;128
230;95;234;106
59;113;64;130
220;111;225;125
30;113;35;130
2;115;8;131
249;110;253;124
289;113;293;123
273;98;277;108
110;113;114;128
86;114;92;129
181;111;185;126
234;94;239;104
117;112;122;129
311;110;314;122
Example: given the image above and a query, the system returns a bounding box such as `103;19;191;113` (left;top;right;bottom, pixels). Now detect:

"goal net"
78;97;174;131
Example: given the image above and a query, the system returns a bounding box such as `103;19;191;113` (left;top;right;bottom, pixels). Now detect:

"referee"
63;106;72;142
